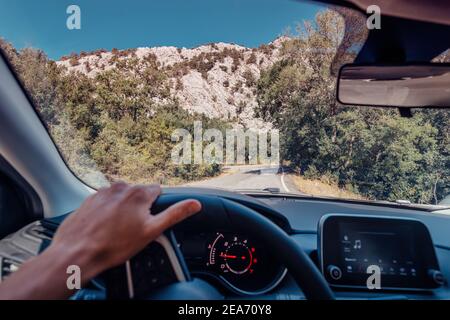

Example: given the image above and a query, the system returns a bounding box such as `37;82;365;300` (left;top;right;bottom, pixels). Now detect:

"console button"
428;269;445;286
327;265;342;280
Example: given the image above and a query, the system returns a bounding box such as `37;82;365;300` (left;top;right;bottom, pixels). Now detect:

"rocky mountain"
57;37;290;129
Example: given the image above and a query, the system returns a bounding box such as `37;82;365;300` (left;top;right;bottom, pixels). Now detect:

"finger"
124;184;161;207
110;181;129;192
149;199;202;232
96;182;129;200
142;184;162;205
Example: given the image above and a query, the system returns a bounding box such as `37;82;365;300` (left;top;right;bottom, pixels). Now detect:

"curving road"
186;165;302;194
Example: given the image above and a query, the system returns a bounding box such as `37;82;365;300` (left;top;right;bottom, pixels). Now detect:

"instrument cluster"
178;231;286;295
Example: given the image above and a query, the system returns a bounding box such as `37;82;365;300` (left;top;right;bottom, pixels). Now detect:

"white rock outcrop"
57;37;291;129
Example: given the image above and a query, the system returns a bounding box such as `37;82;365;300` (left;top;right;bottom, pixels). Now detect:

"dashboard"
256;195;450;299
1;191;450;300
172;210;446;297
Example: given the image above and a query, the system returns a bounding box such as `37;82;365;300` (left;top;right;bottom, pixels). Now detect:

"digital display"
338;223;417;277
319;215;442;290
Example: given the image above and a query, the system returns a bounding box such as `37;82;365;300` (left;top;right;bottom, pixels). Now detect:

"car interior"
0;0;449;300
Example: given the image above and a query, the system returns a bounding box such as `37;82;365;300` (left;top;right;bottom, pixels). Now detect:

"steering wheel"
102;194;335;300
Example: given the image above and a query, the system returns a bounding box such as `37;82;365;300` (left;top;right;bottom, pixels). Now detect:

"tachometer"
205;232;286;295
181;231;286;295
208;233;257;275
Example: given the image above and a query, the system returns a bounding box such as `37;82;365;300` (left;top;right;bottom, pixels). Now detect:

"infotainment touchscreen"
319;214;443;290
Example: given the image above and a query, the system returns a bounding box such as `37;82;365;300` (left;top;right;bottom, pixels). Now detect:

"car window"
0;0;448;206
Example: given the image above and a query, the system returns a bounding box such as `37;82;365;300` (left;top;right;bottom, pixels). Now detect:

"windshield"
0;0;448;206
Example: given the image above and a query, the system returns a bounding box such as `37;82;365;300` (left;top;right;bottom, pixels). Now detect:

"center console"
318;214;444;290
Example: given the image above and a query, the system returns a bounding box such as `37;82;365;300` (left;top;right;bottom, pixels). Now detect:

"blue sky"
0;0;323;60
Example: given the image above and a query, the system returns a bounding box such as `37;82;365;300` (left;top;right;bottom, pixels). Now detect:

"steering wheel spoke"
104;231;190;299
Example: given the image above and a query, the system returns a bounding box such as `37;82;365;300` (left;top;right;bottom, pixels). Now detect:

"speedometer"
208;233;257;275
205;232;286;295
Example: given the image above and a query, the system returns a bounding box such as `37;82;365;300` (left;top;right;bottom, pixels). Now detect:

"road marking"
280;167;290;193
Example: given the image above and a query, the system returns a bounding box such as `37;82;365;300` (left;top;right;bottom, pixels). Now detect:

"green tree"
256;9;447;203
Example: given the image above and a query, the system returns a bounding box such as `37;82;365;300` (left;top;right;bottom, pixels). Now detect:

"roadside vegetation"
289;175;366;200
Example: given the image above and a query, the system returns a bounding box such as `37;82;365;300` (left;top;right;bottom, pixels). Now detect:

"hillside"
57;37;290;130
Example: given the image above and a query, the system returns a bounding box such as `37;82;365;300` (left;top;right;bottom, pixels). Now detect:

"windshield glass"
0;0;448;206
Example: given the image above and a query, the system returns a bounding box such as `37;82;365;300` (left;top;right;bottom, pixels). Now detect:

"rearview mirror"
337;64;450;108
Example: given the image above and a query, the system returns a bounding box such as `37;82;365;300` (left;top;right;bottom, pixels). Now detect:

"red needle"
221;254;237;259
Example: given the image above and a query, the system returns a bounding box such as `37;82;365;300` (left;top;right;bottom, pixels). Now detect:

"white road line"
280;167;290;193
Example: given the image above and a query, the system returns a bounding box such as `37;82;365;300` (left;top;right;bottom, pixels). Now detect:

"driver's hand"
0;183;201;300
51;183;201;280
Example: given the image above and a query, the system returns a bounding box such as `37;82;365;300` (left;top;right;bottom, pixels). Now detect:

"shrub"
242;69;256;87
247;52;257;64
175;78;184;91
69;56;80;66
85;61;92;73
232;80;243;93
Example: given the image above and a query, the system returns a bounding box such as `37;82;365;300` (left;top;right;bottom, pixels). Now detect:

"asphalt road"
186;165;302;194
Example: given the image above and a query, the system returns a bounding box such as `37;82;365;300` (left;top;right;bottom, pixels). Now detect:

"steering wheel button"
147;259;155;270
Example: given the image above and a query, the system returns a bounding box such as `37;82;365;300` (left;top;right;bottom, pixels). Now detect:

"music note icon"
353;240;361;250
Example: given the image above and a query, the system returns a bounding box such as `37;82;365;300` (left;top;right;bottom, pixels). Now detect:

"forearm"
0;243;101;300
